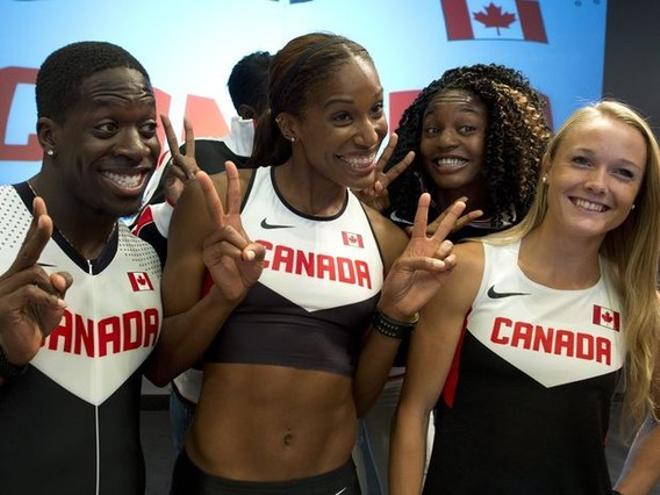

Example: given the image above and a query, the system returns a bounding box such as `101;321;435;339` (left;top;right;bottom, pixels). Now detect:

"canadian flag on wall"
592;305;621;332
441;0;547;43
128;272;154;292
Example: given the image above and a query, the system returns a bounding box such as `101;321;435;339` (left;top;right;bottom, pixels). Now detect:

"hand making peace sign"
0;197;72;368
354;133;415;212
161;116;265;304
378;193;466;321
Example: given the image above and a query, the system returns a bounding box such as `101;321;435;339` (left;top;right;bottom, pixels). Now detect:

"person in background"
390;100;659;495
132;51;272;454
354;64;551;494
0;41;162;495
148;32;465;494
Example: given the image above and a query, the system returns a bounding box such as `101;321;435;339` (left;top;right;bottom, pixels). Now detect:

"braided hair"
387;64;551;227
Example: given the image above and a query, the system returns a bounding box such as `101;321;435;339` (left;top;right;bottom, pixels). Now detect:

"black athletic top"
424;241;625;495
204;167;384;376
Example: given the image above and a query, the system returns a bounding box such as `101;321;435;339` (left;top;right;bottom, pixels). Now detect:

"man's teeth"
435;158;467;168
102;171;143;188
573;198;607;212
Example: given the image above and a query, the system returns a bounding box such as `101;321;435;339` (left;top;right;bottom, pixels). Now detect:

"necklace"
26;180;117;257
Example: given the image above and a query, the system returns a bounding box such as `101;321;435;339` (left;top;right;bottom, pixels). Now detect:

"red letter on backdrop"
0;67;40;161
184;95;228;139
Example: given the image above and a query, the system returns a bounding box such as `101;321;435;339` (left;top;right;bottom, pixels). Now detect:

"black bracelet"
372;309;419;339
0;346;28;379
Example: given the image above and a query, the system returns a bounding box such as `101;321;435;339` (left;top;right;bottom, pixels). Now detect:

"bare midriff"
185;363;358;481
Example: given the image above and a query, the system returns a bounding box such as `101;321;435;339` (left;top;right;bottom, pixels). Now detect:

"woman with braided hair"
353;64;551;495
385;63;551;238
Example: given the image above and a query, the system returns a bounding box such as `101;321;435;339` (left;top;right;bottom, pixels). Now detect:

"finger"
381;150;415;189
203;225;249;252
410;193;432;239
160;114;181;158
0;265;53;295
205;241;246;261
9;198;52;273
50;271;73;296
224;161;242;215
434;240;454;260
431;200;467;242
395;256;452;273
165;162;188;183
183;118;196;162
13;284;67;313
450;210;484;233
375;133;399;173
242;241;266;262
197;171;226;228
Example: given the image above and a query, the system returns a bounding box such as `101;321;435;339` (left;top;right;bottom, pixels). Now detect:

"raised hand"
0;197;72;367
379;193;466;320
404;197;483;237
161;115;201;204
354;133;415;212
197;167;266;303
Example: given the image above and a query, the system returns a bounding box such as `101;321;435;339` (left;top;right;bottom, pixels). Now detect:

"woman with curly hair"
386;63;551;238
353;64;551;495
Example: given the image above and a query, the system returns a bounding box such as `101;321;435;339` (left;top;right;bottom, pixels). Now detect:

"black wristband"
0;346;28;379
372;309;419;339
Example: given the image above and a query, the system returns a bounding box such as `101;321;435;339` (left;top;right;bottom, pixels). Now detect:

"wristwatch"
0;345;28;379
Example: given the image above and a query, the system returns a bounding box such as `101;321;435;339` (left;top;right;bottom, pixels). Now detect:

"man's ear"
275;112;299;143
237;104;257;120
37;117;58;155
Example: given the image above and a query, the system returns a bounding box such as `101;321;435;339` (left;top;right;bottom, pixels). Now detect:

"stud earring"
289;136;296;143
631;203;636;210
541;175;547;184
46;149;55;157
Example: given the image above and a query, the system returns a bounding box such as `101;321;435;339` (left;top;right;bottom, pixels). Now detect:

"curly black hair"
387;64;551;227
36;41;150;123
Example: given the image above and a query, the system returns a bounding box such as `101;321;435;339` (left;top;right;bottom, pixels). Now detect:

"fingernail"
432;259;445;269
245;250;255;261
57;298;67;308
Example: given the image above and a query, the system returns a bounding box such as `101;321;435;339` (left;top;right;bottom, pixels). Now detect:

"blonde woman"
390;101;660;495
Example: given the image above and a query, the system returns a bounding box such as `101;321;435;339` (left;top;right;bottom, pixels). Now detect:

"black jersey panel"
426;331;617;495
205;282;379;376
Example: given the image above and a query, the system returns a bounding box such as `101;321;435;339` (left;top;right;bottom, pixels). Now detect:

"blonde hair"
487;100;660;432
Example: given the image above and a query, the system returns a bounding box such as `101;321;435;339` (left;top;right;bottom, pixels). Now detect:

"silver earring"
541;175;547;184
46;149;54;157
289;136;296;143
631;203;636;210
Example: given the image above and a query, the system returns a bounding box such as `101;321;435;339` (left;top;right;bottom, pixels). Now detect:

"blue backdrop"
0;0;607;184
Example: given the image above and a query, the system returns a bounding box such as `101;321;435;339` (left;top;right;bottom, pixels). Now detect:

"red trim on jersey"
201;270;214;298
442;309;471;408
131;205;154;236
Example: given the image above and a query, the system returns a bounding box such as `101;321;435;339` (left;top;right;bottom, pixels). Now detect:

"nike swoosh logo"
333;488;347;495
37;262;57;267
260;218;295;229
389;209;413;226
487;285;530;299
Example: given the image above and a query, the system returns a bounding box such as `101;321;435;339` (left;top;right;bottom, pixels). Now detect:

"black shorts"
171;449;361;495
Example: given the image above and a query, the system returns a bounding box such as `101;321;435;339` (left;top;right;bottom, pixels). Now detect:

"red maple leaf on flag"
473;2;516;35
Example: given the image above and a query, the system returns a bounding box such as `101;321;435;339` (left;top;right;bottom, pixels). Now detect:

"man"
0;41;162;495
132;51;272;453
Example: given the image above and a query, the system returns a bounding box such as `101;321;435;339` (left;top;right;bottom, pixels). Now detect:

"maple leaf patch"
473;2;516;35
